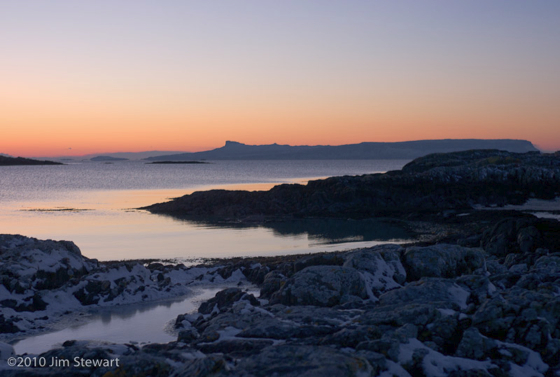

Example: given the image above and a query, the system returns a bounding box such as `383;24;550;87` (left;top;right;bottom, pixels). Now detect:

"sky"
1;1;559;157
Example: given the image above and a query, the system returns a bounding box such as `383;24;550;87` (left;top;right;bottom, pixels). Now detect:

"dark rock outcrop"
270;266;368;307
142;149;560;220
198;288;259;314
481;217;560;258
0;156;63;166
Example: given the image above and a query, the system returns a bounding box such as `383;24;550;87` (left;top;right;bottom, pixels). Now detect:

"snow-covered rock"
343;244;406;299
0;234;248;338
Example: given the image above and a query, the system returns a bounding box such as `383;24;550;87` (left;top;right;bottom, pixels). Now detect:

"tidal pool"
12;286;231;355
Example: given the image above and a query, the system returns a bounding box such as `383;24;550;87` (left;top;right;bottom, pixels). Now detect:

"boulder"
472;288;558;353
260;270;288;299
481;217;560;257
198;288;259;314
379;278;471;310
403;244;485;281
343;245;406;297
270;266;368;307
456;327;498;361
359;303;442;329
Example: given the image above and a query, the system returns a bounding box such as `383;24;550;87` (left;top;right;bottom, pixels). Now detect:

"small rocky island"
148;160;208;164
0;156;62;166
1;149;560;376
90;156;129;162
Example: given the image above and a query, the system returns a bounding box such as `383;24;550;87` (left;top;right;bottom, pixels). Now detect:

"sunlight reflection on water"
0;160;411;260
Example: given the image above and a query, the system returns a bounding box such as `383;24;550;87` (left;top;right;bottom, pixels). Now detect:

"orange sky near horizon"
1;1;559;157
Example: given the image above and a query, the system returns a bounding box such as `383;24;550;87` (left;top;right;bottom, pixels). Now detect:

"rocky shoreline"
1;149;560;376
0;209;559;376
142;150;560;221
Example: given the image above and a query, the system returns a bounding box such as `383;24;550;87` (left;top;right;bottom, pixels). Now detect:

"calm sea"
0;159;410;261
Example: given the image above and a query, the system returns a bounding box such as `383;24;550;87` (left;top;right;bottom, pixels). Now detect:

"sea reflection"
0;163;413;261
152;215;412;246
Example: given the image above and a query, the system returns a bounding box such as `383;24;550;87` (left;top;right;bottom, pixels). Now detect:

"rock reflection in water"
265;218;411;244
159;216;413;245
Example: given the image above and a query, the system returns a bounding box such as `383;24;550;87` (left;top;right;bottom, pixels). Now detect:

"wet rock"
270;266;368;307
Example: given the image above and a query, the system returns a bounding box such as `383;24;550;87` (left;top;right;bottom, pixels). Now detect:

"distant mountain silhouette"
146;139;538;161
